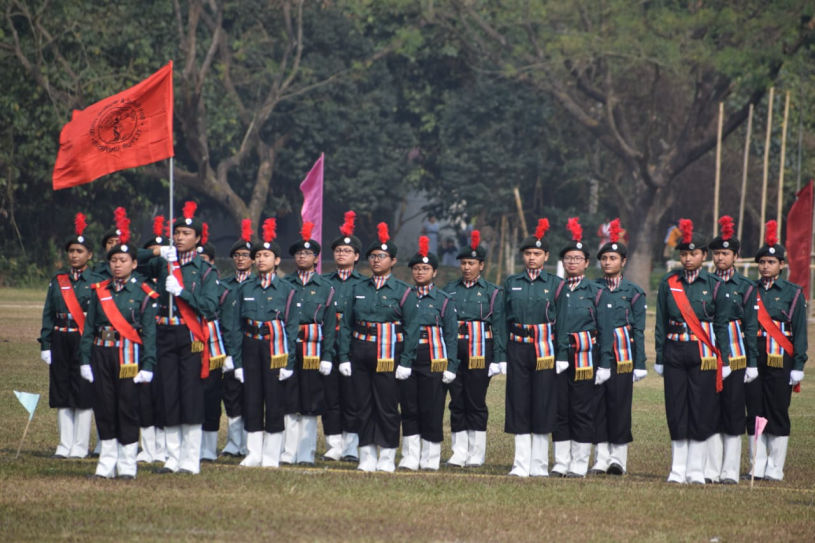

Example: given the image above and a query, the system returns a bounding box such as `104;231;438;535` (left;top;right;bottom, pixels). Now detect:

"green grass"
1;287;814;542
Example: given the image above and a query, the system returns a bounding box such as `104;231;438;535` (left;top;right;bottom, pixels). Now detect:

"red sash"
756;291;799;392
56;274;86;334
667;274;724;392
168;262;211;378
93;281;142;344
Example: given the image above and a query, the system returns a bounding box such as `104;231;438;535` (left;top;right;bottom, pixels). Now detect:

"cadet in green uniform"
322;211;365;462
282;223;337;465
79;213;158;479
442;229;505;467
705;216;758;484
39;213;101;458
91;226;121;279
222;218;299;468
551;218;613;478
655;219;731;484
398;237;458;471
746;220;808;481
590;220;647;476
504;219;568;477
337;223;417;472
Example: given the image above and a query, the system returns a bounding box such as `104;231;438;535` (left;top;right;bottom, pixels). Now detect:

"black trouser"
156;325;205;426
203;368;223;432
221;370;243;418
350;338;402;449
745;338;793;437
663;340;718;441
90;346;139;445
504;341;557;435
293;348;325;416
717;367;746;436
553;346;599;444
593;360;633;445
281;368;299;416
49;330;94;409
399;347;445;443
447;338;492;432
241;336;285;433
137;370;163;428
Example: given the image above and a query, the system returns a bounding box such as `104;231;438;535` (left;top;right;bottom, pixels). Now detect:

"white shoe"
55;408;75;457
200;431;219;461
68;408;92;458
295;416;318;465
262;432;283;468
568;441;592;477
357;445;377;472
323;434;343;461
686;440;706;484
163;426;182;473
465;431;487;467
591;442;611;473
179;424;202;474
447;431;468;467
765;434;789;481
240;432;264;467
530;434;549;477
137;426;157;463
222;416;244;456
420;440;441;471
509;434;531;477
552;440;571;477
703;433;723;483
377;447;397;472
667;440;688;483
280;414;300;464
95;439;118;479
341;432;359;461
116;442;138;478
398;435;420;471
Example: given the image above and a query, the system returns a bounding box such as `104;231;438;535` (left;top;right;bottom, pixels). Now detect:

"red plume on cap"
152;216;166;237
534;218;549;240
566;217;583;242
679;219;694;244
115;208;130;245
74;213;87;236
418;235;429;257
241;218;253;243
200;223;210;245
719;215;734;241
608;218;621;243
340;211;356;236
377;222;390;244
182;201;197;220
301;221;314;242
262;218;277;243
765;220;778;246
113;206;126;229
470;230;481;250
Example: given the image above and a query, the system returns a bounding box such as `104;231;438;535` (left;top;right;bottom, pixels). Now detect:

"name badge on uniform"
512;287;522;291
356;295;366;299
243;297;255;301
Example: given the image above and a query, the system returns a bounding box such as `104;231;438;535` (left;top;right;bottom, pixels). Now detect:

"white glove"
499;362;507;375
319;361;333;376
744;367;758;383
223;355;234;372
40;350;52;365
395;365;412;380
165;275;183;296
633;369;648;382
279;367;294;381
133;370;154;383
160;246;178;262
721;365;732;381
442;370;456;384
488;363;502;377
555;360;569;374
790;370;804;386
234;367;244;383
80;364;94;383
339;362;352;377
654;363;664;376
594;367;611;385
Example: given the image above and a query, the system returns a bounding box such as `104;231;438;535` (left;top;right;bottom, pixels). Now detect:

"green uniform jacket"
503;271;569;362
442;277;507;362
283;273;338;362
401;285;459;373
337;274;417;367
221;274;299;370
142;253;221;321
595;278;647;370
40;267;104;350
654;269;731;367
323;270;364;363
754;278;808;371
79;277;159;371
561;278;614;369
91;260;111;280
718;272;759;368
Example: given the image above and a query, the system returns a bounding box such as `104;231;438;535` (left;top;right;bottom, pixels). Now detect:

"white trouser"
569;441;592;476
55;408;75;457
240;432;263;467
509;434;531;477
117;442;138;478
323;433;343;461
154;427;167;462
200;431;219;461
530;434;549;476
280;414;300;464
222;416;244;456
608;443;628;473
447;431;468;467
765;434;789;481
703;433;723;482
262;432;283;468
357;445;377;472
748;433;768;478
420;440;441;471
163;425;182;473
95;439;118;478
720;434;741;482
342;432;359;460
377;447;396;472
295;416;318;464
667;440;688;483
398;434;420;471
137;426;157;463
591;442;610;472
466;430;487;467
552;440;571;475
69;409;93;458
686;440;706;484
179;424;202;474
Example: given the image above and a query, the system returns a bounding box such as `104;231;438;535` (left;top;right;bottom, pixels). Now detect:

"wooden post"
513;187;529;238
776;91;791;231
713;102;724;233
738;103;754;241
760;87;774;244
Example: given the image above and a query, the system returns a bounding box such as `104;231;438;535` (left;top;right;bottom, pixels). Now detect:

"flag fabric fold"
14;390;40;421
52;62;174;190
785;180;814;299
300;153;324;272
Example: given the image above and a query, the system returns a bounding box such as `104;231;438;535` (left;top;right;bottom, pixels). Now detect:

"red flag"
299;153;324;272
785;180;813;299
52;62;174;190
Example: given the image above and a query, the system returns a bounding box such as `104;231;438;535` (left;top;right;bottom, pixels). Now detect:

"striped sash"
571;330;594;381
267;320;290;369
207;320;227;371
726;320;747;370
764;319;789;368
698;321;718;371
299;323;323;370
612;326;633;374
118;338;140;379
422;326;448;373
466;321;486;370
376;322;397;372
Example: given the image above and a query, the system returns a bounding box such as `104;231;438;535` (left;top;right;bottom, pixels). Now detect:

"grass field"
1;287;813;542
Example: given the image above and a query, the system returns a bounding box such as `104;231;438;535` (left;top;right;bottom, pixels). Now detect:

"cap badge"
689;243;696;250
471;250;477;257
77;235;85;243
304;242;310;249
723;241;729;248
535;240;541;247
185;218;192;225
344;237;351;244
422;256;429;264
769;247;776;254
122;246;129;253
611;243;618;250
576;242;583;249
381;243;388;250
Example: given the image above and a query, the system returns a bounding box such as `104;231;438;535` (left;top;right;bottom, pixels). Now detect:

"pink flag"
300;153;324;272
754;416;768;440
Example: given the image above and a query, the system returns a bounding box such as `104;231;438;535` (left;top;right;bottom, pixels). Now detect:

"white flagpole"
169;157;175;320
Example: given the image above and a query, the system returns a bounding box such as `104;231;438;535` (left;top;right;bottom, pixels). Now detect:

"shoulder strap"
486;287;500;318
440;296;449;318
322;286;335;324
712;277;721;300
554;280;565;301
284;288;295;322
742;284;754;307
399;286;412;308
594;288;604;307
787;287;802;321
631;291;642;307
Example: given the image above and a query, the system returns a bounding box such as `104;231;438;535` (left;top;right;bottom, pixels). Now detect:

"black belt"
243;319;282;336
666;322;688;334
458;321;491;335
94;328;120;342
353;322;403;335
509;323;553;338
